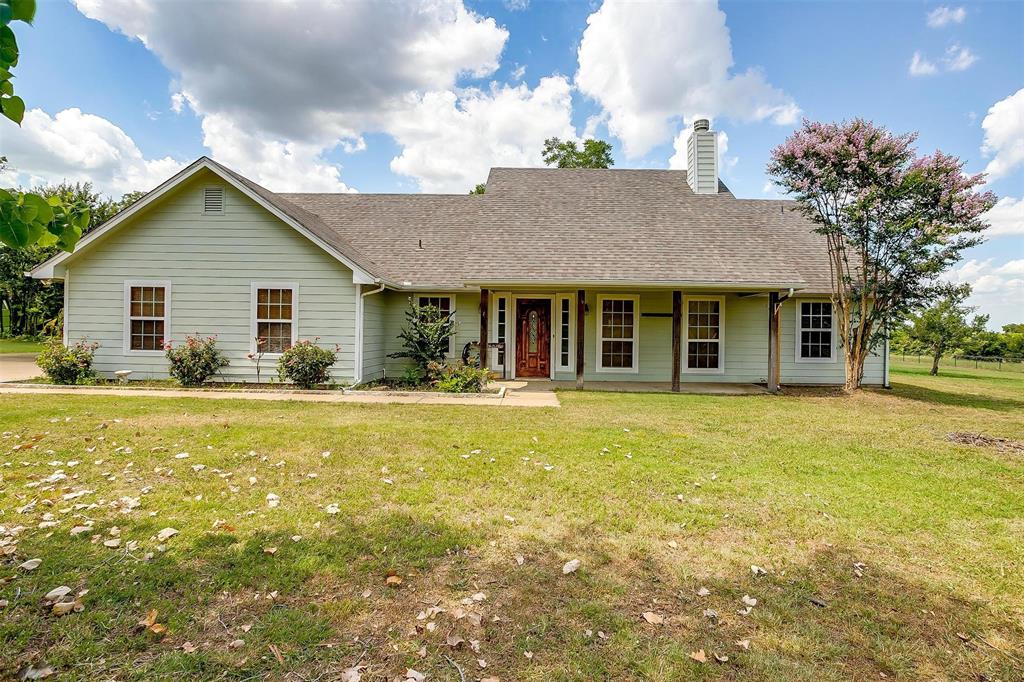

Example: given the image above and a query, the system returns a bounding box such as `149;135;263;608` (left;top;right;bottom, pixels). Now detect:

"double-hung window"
597;295;638;372
252;283;297;354
418;295;454;353
684;297;723;373
125;281;170;353
797;301;834;361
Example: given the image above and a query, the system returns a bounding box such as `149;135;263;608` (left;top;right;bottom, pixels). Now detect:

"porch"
473;287;799;393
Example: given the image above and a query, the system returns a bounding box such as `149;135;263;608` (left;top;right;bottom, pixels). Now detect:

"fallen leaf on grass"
385;570;402;587
714;653;729;663
741;594;757;607
403;669;425;682
269;643;284;664
696;586;711;597
16;664;55;680
137;609;167;637
156;528;178;542
736;639;751;650
43;586;71;603
18;558;41;571
51;600;83;616
340;665;364;682
642;611;664;625
263;547;277;555
228;639;245;649
325;503;340;515
181;642;197;653
562;559;581;574
689;649;707;663
751;565;768;576
446;633;465;648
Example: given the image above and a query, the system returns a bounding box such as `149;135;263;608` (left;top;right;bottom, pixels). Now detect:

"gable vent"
203;186;225;214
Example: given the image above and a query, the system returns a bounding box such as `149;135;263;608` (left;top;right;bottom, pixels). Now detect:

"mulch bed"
946;431;1024;454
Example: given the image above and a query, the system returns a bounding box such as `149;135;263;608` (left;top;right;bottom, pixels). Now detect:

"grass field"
0;338;46;354
1;364;1021;680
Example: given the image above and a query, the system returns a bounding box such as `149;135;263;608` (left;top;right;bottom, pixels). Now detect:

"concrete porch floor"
496;379;769;395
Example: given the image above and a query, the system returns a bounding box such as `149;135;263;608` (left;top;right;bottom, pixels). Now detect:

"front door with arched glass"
515;299;550;378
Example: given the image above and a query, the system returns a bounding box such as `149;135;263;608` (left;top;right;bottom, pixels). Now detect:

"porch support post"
768;291;781;393
575;289;585;389
479;289;489;370
671;290;682;392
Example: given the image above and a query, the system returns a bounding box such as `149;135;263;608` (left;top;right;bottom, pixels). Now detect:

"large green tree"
768;119;997;390
541;137;614;169
1;182;143;337
1;1;93;252
906;284;988;375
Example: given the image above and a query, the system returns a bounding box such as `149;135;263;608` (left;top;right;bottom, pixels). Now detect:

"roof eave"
28;157;380;285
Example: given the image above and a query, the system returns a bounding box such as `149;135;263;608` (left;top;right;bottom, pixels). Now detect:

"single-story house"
30;120;888;391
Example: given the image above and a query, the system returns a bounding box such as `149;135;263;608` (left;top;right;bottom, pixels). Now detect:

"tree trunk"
844;347;861;391
930;352;940;376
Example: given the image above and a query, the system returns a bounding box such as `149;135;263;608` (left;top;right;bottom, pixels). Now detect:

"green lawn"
1;368;1021;680
0;338;46;354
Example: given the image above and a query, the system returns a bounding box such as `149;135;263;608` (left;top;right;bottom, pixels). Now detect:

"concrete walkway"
0;353;42;382
0;382;561;407
496;379;768;395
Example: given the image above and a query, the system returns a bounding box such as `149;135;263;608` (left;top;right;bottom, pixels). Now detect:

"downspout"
883;318;891;389
352;282;385;386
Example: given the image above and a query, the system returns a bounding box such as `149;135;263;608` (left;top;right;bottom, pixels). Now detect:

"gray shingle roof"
279;167;833;293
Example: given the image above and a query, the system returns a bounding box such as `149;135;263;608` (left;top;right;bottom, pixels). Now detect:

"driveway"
0;353;41;382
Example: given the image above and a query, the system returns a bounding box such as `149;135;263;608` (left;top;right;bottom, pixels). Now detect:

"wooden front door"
515;299;550;378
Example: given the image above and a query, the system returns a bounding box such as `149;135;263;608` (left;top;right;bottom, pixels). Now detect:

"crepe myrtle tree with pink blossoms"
768;119;996;390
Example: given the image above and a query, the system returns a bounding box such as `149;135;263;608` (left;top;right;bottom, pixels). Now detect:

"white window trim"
682;295;725;375
202;185;225;215
555;293;576;372
595;294;640;374
62;268;70;345
123;279;172;355
490;292;510;371
417;294;456;355
794;298;838;364
251;282;299;356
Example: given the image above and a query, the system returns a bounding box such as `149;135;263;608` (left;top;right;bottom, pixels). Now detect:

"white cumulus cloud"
943;44;977;72
575;0;798;158
0;107;186;196
388;76;576;193
981;88;1024;181
983;197;1024;237
926;6;966;28
944;258;1024;328
71;0;509;191
909;51;939;76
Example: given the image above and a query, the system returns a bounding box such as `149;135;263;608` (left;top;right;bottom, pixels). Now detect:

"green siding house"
31;122;887;390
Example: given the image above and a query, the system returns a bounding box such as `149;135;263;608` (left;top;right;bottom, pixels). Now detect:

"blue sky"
3;0;1022;325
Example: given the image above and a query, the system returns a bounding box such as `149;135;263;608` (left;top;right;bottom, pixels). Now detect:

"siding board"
66;171;357;383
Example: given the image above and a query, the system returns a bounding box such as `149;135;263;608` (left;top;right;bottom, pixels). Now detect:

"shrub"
277;340;337;389
164;335;229;387
429;361;491;393
388;301;456;377
37;338;99;385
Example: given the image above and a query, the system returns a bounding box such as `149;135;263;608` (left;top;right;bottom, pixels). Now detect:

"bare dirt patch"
947;431;1024;454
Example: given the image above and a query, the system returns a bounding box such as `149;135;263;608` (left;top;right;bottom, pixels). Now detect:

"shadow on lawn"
4;516;1020;681
890;381;1024;412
